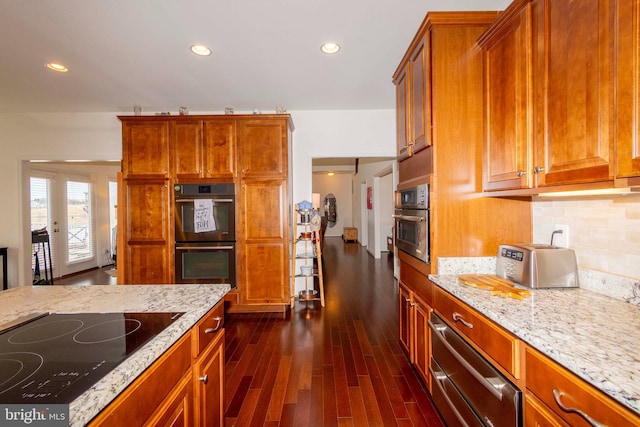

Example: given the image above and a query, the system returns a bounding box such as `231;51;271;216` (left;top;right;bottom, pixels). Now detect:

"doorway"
27;162;119;282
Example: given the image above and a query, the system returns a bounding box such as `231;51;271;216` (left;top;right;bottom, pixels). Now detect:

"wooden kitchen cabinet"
193;330;224;427
122;119;170;179
238;119;288;179
479;1;533;191
526;346;640;427
145;370;194;427
479;0;614;192
394;34;429;160
171;119;236;180
398;261;433;389
616;0;640;183
120;179;172;284
238;179;289;306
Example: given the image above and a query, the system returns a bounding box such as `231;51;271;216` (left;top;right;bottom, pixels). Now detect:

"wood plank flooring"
224;237;444;427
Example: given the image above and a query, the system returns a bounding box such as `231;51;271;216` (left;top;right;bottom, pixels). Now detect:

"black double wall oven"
174;183;236;288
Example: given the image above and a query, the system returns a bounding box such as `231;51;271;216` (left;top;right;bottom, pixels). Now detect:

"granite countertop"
0;284;230;427
429;274;640;416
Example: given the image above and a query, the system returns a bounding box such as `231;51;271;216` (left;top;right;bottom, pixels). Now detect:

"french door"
30;171;96;280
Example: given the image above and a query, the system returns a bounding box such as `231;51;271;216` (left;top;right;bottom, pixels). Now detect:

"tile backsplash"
532;196;640;280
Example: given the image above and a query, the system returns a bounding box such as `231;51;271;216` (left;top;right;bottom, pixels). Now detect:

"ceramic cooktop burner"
0;312;184;404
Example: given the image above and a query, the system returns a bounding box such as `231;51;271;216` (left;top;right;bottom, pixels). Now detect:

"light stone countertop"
0;284;230;427
429;274;640;416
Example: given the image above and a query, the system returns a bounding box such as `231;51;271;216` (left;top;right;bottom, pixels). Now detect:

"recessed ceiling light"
46;63;68;72
190;44;212;56
320;42;341;54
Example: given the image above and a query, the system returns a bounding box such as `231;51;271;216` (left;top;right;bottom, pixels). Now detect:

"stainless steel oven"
175;242;236;287
429;312;521;427
174;183;235;242
394;184;429;263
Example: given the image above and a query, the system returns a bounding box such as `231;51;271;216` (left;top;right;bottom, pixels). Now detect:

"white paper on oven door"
193;199;217;232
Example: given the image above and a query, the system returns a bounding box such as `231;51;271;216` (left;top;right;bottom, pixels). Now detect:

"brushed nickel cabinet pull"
553;389;606;427
205;316;223;334
199;374;208;384
517;169;526;177
452;312;474;329
534;166;545;174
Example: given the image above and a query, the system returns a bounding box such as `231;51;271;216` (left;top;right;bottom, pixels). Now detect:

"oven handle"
176;245;235;250
429;364;473;427
176;198;234;203
429;319;506;401
392;214;425;222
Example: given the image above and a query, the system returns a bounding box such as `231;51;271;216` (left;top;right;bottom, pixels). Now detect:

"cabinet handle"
205;316;223;334
552;389;606;427
452;312;474;329
517;169;526;177
199;374;209;384
534;166;545;174
407;142;414;157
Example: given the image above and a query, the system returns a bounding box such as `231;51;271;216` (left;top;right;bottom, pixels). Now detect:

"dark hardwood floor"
224;237;443;426
52;239;444;426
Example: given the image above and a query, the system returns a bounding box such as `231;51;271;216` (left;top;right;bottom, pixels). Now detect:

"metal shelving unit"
290;208;324;307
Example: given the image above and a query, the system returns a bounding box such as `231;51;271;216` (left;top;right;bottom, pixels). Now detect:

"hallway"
224;237;443;426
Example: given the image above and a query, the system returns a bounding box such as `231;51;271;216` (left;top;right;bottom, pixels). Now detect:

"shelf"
291;206;324;308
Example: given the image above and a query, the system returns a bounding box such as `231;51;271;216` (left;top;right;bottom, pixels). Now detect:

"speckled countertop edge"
0;284;230;427
428;274;640;416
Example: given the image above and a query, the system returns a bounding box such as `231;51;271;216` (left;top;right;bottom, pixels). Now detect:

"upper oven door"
394;208;429;263
175;195;235;242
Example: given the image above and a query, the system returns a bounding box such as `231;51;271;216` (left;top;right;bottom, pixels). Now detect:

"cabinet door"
481;4;533;191
413;294;431;387
121;180;172;284
525;393;570;427
533;0;613;187
203;119;236;178
239;179;289;304
616;0;640;179
194;331;224;427
238;119;287;178
395;65;410;160
171;120;204;179
122;120;170;178
398;282;412;357
409;35;429;155
145;371;194;427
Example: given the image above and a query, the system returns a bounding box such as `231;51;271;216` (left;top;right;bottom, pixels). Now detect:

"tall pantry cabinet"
118;114;293;313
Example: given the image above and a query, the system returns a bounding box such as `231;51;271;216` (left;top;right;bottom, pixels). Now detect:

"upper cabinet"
479;0;616;193
238;120;288;178
616;0;640;183
171;119;236;180
394;35;429;160
122;120;170;179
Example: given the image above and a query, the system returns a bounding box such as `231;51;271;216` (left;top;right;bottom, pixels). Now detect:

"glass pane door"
30;175;58;281
66;180;94;264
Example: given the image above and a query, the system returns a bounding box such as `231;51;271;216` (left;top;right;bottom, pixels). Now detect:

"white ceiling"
0;0;510;114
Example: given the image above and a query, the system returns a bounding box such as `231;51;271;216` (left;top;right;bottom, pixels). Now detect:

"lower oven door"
175;243;236;288
429;313;521;427
393;209;429;263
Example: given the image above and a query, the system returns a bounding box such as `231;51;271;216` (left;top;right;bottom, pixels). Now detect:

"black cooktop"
0;312;184;404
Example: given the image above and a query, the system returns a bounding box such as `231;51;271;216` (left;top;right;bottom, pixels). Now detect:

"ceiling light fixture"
46;63;68;72
320;42;340;54
190;44;212;56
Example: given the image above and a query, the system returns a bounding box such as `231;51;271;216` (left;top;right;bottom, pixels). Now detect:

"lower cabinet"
526;346;640;427
193;330;225;427
88;303;225;427
398;275;432;389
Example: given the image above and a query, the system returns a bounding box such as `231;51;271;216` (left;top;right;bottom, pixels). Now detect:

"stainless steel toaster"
496;244;578;288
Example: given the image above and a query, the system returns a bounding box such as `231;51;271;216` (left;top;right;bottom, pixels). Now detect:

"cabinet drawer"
192;302;225;357
433;287;519;377
526;347;640;427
